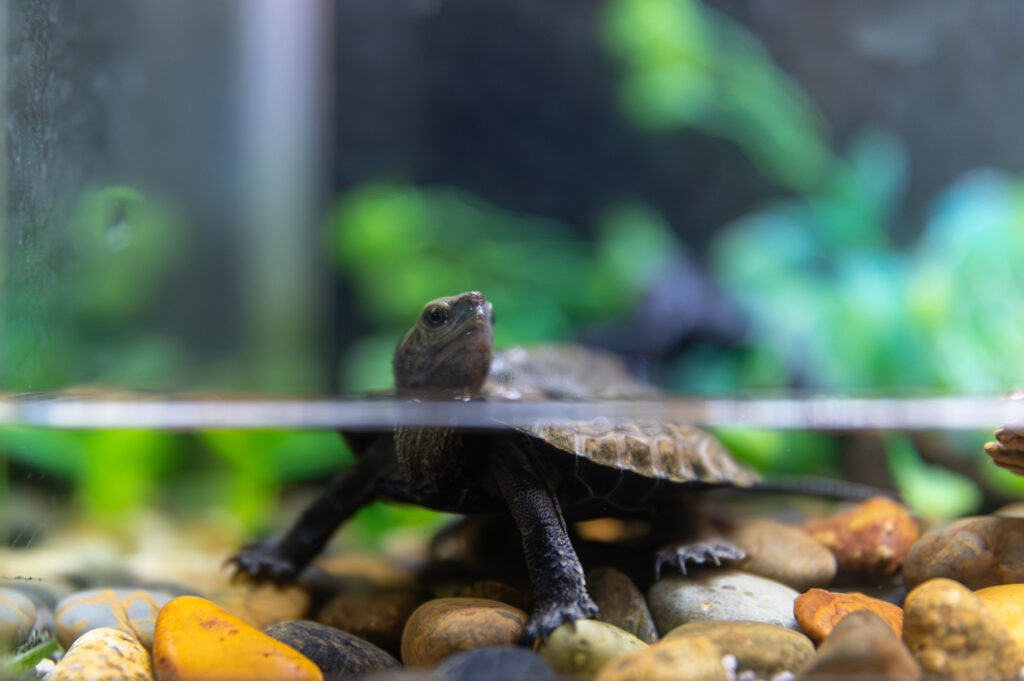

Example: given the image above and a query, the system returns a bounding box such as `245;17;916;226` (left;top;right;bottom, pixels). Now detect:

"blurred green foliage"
602;0;831;192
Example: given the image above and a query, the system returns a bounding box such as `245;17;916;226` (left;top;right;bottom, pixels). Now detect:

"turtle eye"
423;305;449;328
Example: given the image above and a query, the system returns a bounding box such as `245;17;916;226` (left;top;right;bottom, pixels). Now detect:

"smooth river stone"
208;578;310;631
902;578;1023;681
798;610;921;680
594;636;725;681
794;588;903;643
43;627;153;681
318;587;423;657
648;570;800;634
903;516;1024;590
726;519;836;591
665;620;814;677
974;584;1024;653
54;588;172;650
152;595;322;681
537;619;648;677
434;645;556;681
0;587;37;649
401;598;527;668
434;580;528;611
587;567;658;643
803;497;918;578
264;619;399;676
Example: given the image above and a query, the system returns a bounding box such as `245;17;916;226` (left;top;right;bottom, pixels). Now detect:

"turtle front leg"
985;426;1024;476
490;440;598;642
229;439;395;582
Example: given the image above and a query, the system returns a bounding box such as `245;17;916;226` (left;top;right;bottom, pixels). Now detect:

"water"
0;392;1021;430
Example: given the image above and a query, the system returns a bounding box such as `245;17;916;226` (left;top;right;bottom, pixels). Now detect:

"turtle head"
393;291;495;396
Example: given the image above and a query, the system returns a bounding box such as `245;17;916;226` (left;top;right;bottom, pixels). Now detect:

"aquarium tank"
3;1;1024;679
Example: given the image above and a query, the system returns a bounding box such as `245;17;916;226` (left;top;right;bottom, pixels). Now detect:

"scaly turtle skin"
229;291;756;641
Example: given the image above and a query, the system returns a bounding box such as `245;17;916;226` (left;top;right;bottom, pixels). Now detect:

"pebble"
152;595;322;681
798;610;920;680
793;588;903;643
594;635;725;681
587;566;658;643
208;577;311;631
42;626;153;681
0;587;37;650
725;519;836;591
903;515;1024;590
318;587;423;656
537;619;648;677
647;570;800;634
664;620;814;677
264;619;400;676
433;645;556;681
802;497;918;578
974;584;1024;653
400;597;527;668
315;553;418;590
54;587;173;650
902;577;1023;681
434;581;528;611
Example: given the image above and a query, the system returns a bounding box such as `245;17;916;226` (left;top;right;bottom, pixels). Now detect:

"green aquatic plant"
602;0;832;192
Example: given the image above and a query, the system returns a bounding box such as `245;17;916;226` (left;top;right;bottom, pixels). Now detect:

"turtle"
230;290;758;641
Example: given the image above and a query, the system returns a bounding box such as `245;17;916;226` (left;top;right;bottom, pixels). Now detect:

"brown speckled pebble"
902;578;1023;681
665;620;814;677
587;566;658;643
595;636;725;681
803;497;918;578
903;516;1024;590
799;610;920;680
43;627;153;681
318;588;423;657
726;519;837;591
400;597;527;668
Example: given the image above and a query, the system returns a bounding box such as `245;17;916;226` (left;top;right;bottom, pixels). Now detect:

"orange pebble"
152;596;322;681
794;588;903;643
803;497;918;577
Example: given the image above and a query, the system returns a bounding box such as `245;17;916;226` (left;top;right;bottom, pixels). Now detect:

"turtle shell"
523;418;759;487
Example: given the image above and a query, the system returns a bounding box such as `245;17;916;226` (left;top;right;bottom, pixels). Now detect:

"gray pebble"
648;570;800;634
434;646;555;681
264;619;399;676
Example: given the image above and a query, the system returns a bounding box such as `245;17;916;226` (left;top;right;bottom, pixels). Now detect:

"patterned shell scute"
524;419;758;487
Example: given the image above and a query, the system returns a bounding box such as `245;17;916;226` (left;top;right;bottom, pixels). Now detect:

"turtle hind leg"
986;426;1024;475
490;440;598;643
653;539;745;579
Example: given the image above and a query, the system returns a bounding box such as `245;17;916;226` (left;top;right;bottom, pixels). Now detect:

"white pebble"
771;672;795;681
35;658;56;674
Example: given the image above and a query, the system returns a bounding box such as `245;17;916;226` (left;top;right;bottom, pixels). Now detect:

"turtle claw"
986;427;1024;476
654;540;745;579
226;537;301;584
521;596;599;644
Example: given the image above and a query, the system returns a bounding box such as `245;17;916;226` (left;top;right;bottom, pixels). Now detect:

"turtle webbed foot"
522;595;599;644
654;539;745;579
986;426;1024;475
226;537;302;583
